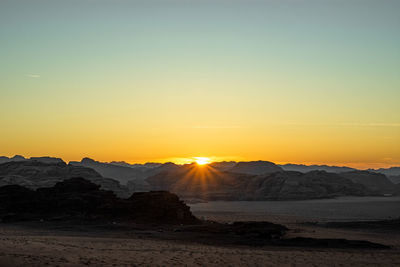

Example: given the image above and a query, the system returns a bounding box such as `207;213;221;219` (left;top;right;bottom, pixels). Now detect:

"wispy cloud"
26;74;40;78
283;122;400;127
191;125;241;129
334;122;400;127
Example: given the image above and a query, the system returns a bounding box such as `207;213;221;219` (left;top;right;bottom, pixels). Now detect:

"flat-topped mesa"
0;178;200;225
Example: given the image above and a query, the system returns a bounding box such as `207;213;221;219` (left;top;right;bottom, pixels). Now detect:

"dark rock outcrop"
0;178;199;225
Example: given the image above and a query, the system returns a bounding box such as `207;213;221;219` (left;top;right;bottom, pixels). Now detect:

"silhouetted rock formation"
0;161;129;197
147;166;375;200
228;161;283;175
0;178;199;225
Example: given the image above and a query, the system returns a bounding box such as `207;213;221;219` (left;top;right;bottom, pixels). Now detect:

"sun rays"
168;161;223;201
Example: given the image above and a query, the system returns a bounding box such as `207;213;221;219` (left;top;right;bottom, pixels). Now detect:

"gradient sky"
1;0;399;168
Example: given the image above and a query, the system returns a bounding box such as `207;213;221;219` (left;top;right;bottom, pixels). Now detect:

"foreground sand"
0;220;399;267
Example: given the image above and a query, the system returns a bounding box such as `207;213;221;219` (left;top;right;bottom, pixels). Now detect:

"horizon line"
1;155;399;170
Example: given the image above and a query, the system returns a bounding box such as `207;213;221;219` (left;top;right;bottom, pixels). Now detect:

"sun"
194;157;211;165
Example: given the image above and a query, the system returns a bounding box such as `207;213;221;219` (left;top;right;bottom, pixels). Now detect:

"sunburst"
194;157;211;165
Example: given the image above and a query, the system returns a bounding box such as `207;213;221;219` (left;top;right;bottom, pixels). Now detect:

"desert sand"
0;214;399;267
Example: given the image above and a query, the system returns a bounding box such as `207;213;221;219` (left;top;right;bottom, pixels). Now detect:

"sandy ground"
0;212;399;266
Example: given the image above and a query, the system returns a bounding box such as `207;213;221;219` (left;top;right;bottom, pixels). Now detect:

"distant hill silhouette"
0;161;129;197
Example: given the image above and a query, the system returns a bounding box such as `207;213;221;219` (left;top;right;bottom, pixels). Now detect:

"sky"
0;0;399;168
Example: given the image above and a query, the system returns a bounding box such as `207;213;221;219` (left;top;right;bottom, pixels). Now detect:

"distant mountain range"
147;165;385;200
278;164;400;185
0;156;399;200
